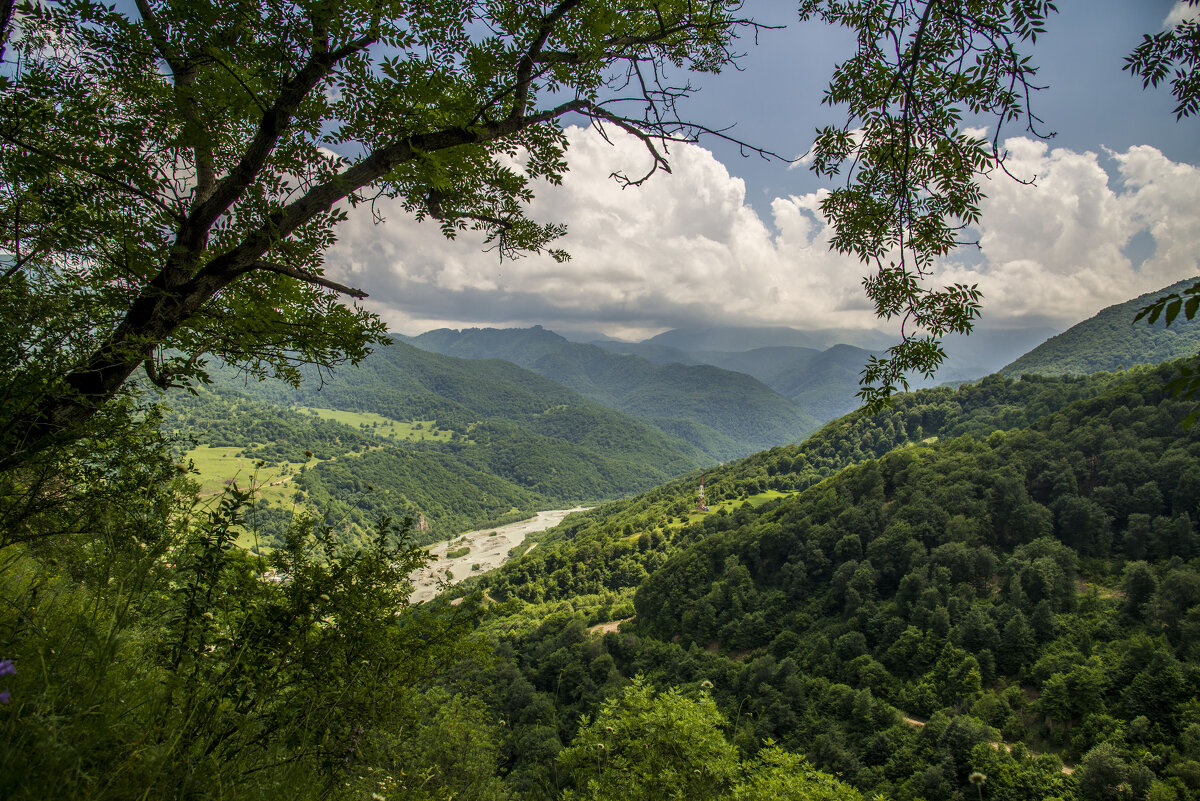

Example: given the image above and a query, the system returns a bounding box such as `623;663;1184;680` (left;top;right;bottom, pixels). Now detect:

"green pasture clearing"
295;407;455;442
742;489;791;507
185;445;318;551
672;488;796;527
184;445;307;507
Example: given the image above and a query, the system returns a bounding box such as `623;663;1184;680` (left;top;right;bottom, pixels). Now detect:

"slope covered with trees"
407;327;819;459
444;359;1200;801
1002;278;1200;378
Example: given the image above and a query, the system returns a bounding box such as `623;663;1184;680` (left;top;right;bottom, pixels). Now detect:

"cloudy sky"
328;0;1200;348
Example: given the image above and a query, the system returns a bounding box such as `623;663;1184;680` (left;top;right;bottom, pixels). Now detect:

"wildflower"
0;659;12;704
969;771;987;801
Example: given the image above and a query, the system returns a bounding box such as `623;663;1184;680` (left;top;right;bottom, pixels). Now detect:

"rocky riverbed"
409;507;588;602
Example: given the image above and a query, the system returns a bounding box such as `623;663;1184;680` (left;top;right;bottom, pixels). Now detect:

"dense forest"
437;360;1200;801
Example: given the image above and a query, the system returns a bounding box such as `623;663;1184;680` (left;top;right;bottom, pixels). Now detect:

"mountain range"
177;276;1200;551
407;318;1063;426
404;326;819;459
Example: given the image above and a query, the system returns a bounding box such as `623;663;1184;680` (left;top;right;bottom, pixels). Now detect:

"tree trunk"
16;265;239;459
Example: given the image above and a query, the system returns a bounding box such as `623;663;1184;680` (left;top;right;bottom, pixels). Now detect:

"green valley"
297;408;457;443
164;343;717;548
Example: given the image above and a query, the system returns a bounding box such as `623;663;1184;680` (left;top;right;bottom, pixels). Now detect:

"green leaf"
1166;298;1183;327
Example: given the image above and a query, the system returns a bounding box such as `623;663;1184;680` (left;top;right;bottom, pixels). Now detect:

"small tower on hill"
696;476;710;512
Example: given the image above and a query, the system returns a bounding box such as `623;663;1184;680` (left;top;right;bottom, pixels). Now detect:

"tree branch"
249;261;368;299
181;33;376;256
580;106;672;186
510;0;584;121
0;129;184;221
0;240;51;280
133;0;183;70
205;98;592;277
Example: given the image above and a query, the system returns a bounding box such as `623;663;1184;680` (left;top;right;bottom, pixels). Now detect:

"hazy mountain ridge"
642;324;895;352
594;323;1063;421
696;343;875;421
590;337;875;422
405;326;819;460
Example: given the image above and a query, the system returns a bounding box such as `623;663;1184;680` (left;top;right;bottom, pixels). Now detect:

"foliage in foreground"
0;389;865;800
558;678;867;801
0;458;483;800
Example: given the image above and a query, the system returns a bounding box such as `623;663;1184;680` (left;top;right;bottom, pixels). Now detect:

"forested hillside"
406;327;819;458
164;343;714;546
1002;278;1200;377
443;359;1200;801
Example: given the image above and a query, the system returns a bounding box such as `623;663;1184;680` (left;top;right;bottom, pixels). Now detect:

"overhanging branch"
249;261;367;299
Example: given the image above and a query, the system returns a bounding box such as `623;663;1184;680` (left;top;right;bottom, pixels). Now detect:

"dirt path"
588;617;633;636
408;507;588;603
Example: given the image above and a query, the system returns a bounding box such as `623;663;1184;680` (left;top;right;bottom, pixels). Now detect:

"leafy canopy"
800;0;1055;409
0;0;769;458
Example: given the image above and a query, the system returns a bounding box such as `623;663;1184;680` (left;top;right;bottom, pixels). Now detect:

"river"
408;507;589;602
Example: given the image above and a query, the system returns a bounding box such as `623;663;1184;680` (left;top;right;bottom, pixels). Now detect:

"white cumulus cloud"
935;138;1200;324
1165;1;1198;27
324;126;1200;339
